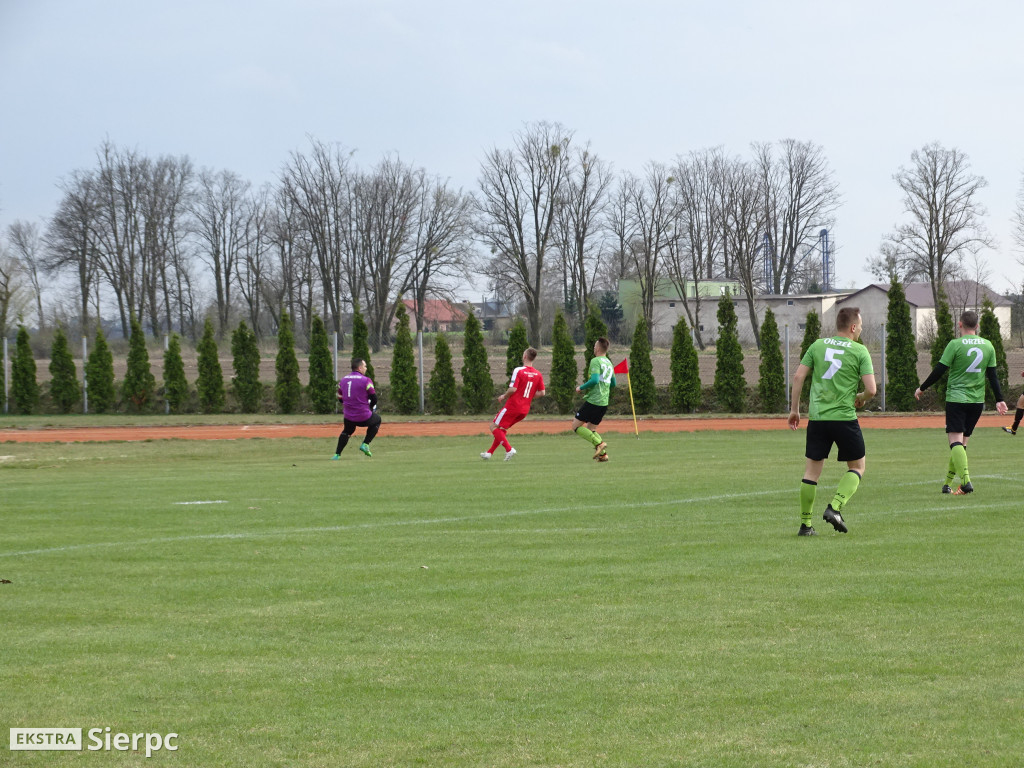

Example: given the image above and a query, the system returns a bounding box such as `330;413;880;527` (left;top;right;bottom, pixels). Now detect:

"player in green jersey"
571;337;616;461
915;310;1007;494
788;307;876;535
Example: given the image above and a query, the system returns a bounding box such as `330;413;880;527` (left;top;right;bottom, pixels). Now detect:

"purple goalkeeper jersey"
338;371;375;421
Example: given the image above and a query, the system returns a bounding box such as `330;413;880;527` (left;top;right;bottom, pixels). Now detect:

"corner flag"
614;358;638;438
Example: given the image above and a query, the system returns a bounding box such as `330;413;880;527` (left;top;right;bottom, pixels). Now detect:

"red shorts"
492;407;527;431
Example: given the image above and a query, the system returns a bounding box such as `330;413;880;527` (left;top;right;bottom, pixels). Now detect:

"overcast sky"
2;0;1023;301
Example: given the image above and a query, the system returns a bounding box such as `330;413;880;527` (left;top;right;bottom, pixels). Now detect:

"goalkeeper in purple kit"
333;358;381;459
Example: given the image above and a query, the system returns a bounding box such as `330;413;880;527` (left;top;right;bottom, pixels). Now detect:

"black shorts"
945;402;984;436
342;412;381;434
805;420;865;462
575;401;608;426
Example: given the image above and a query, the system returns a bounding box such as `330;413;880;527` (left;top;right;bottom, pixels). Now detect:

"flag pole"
626;372;639;438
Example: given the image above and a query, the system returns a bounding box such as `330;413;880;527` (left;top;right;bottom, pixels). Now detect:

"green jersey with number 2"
939;335;996;404
801;337;874;421
585;356;615;406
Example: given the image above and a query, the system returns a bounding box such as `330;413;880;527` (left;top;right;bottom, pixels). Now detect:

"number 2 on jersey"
965;347;984;373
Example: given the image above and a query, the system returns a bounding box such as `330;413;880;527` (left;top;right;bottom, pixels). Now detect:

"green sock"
944;454;957;485
831;470;861;513
800;480;817;526
951;443;969;484
575;426;600;447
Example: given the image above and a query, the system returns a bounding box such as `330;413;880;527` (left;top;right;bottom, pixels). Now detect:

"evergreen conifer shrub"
275;310;302;413
798;309;822;406
428;333;458;415
351;304;375;382
885;281;919;411
307;315;335;414
930;290;955;401
506;320;529;380
390;302;419;414
460;309;494;413
164;332;190;413
196;317;225;414
549;309;578;413
670;316;701;412
12;325;39;414
757;308;786;413
629;317;656;413
85;326;116;413
122;315;156;412
980;298;1009;407
48;326;80;413
714;293;745;413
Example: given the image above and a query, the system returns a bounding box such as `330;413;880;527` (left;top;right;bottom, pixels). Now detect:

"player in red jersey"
481;347;546;461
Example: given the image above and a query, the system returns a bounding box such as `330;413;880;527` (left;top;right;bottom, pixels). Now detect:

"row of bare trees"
477;124;843;348
2;126;1014;351
3;138;476;349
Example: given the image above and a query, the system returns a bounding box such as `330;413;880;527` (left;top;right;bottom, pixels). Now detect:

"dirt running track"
0;413;999;443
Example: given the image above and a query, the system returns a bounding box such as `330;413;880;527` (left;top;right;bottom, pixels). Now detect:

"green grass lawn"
2;428;1022;767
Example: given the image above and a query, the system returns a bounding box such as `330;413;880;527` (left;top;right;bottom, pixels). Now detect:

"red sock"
491;429;511;453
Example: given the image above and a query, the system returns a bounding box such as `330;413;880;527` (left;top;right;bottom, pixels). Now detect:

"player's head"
523;347;538;364
351;357;366;372
960;310;979;332
836;307;862;339
594;337;610;356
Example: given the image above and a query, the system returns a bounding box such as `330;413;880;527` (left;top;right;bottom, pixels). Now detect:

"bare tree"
191;168;251;336
7;220;47;329
141;155;194;337
404;177;475;333
722;156;768;346
600;183;639;293
886;143;992;310
669;147;727;349
279;138;353;336
0;238;33;339
1014;170;1024;256
619;163;678;341
350;156;421;348
477;121;573;345
46;170;102;334
90;140;150;338
232;184;274;337
754;139;841;295
553;144;612;323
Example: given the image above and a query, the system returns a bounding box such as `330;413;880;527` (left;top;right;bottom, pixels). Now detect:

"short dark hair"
595;337;610;354
960;310;979;330
836;307;860;332
351;358;365;371
524;347;538;362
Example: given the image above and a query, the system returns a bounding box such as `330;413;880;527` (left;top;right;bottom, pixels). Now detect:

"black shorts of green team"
575;401;608;426
805;419;865;462
945;401;984;436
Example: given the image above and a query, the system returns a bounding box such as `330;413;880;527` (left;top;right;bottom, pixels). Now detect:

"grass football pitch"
2;428;1022;767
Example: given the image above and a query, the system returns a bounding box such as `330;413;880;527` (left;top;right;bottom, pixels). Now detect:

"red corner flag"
613;358;629;375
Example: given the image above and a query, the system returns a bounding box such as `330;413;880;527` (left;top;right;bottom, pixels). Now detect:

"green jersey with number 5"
939;335;995;404
801;337;874;421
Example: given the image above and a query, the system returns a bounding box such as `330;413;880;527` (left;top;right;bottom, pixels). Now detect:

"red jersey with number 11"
506;366;544;414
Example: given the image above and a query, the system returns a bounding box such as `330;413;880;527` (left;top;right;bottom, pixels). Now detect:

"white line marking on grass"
0;489;780;559
173;500;228;505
